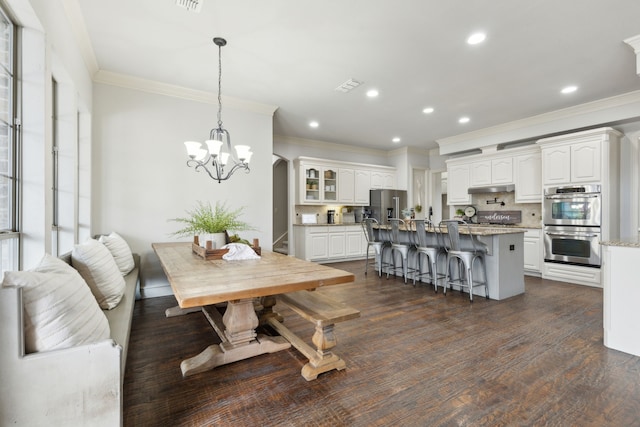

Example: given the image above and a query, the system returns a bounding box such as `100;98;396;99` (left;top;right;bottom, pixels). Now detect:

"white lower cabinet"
328;227;347;258
294;225;366;262
523;228;542;275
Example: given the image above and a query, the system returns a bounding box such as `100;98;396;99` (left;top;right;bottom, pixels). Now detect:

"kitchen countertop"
600;238;640;248
374;224;525;236
294;222;541;229
294;223;361;226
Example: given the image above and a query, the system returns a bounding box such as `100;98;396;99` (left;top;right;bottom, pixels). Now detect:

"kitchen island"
375;224;525;300
601;238;640;357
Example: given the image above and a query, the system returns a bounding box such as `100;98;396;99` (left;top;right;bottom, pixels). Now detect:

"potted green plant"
169;201;254;249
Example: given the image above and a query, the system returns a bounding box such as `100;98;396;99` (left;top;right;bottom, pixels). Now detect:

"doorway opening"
272;155;289;254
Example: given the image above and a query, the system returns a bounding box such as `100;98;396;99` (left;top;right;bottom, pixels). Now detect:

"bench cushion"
1;254;110;353
72;239;126;310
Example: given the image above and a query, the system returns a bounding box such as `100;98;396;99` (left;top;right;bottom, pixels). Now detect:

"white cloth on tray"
222;243;261;260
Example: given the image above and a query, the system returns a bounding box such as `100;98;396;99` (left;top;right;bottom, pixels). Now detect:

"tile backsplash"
453;192;542;227
295;205;365;224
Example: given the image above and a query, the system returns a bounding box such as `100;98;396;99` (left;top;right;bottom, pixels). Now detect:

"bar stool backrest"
414;219;428;248
441;219;480;253
362;218;379;243
388;219;405;244
426;219;446;249
443;220;462;252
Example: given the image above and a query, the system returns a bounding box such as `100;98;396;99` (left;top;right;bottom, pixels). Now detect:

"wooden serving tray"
192;243;261;260
192;243;229;260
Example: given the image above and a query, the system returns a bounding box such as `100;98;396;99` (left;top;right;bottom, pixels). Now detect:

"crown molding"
437;89;640;155
61;0;99;76
93;70;278;116
624;34;640;75
274;134;392;157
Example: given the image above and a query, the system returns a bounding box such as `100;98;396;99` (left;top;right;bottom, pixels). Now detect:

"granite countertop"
374;224;525;236
294;222;361;226
601;238;640;248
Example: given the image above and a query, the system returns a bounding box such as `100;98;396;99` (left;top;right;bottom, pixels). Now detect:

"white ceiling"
74;0;640;151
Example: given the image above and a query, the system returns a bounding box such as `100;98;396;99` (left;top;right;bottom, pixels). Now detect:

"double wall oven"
543;184;601;268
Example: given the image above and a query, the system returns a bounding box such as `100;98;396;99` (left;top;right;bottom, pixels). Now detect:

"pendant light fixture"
184;37;252;183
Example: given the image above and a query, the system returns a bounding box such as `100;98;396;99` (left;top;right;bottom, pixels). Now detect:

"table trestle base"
267;317;347;381
179;298;291;377
180;334;291;377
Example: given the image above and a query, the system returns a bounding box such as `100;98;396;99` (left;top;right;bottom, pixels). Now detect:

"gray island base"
375;225;525;301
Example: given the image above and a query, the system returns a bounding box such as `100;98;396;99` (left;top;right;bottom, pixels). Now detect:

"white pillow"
72;239;126;310
2;254;110;353
99;232;135;275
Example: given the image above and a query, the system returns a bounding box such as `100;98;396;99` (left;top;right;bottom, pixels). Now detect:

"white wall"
92;83;274;296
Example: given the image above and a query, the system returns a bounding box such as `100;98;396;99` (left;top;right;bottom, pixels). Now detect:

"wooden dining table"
152;242;355;377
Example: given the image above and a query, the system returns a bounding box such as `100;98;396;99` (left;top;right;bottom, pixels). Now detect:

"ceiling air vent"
335;78;362;93
176;0;203;13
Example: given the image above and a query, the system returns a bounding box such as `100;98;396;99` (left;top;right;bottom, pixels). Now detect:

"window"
0;5;17;276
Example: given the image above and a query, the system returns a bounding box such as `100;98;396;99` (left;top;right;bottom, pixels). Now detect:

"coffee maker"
327;210;336;224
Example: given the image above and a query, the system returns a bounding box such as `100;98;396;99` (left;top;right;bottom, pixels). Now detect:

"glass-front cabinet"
299;163;338;204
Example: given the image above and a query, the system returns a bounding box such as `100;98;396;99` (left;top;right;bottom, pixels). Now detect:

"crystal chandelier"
184;37;252;183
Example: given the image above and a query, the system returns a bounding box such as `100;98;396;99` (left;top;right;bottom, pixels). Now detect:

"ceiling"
74;0;640;151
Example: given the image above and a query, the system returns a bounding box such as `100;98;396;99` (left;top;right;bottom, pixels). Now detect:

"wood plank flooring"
123;260;640;426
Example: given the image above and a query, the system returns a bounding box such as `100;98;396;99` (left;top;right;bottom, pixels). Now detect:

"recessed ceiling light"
422;107;435;114
309;121;319;128
561;85;578;94
366;89;379;98
459;117;470;124
467;32;486;45
392;137;401;143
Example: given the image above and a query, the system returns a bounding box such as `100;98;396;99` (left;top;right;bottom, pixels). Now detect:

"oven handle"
544;194;600;200
545;232;600;238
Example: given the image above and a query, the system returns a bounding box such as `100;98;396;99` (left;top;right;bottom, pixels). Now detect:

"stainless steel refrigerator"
368;189;408;224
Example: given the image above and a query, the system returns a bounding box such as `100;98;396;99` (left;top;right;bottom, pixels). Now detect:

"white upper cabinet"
538;127;621;186
296;157;395;206
447;163;471;205
354;170;371;205
448;147;534;205
491;157;513;184
468;157;513;188
514;152;542;202
297;162;337;204
571;141;601;183
338;168;355;204
470;161;492;186
541;145;571;185
371;170;396;189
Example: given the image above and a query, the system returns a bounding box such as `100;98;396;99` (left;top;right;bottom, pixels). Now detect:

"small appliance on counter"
327;210;336;224
301;213;317;224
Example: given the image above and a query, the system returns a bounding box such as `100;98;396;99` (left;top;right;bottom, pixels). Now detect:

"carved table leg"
301;323;347;381
180;298;290;377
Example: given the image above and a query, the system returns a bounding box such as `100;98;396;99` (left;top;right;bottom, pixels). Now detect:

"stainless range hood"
468;184;515;194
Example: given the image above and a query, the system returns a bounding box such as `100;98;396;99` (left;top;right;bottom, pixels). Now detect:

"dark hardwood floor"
123;260;640;426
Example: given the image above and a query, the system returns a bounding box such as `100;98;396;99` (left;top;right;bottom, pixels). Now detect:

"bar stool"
441;219;489;302
411;219;446;291
362;218;391;277
387;219;415;284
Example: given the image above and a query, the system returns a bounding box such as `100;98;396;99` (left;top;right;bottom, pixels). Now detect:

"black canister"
327;210;336;224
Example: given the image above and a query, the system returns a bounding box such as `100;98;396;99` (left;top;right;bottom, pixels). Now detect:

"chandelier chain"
217;43;223;128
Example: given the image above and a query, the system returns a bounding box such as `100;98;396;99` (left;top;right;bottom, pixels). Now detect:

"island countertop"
374;224;526;236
